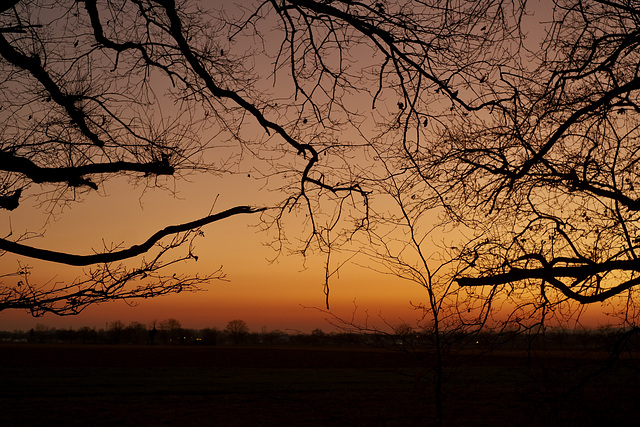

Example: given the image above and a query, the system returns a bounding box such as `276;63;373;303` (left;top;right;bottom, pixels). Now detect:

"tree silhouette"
158;318;182;344
4;0;640;328
224;319;250;345
263;0;640;324
0;0;364;316
246;2;640;422
412;1;640;323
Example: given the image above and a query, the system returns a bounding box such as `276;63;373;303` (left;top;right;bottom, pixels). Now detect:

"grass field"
0;344;638;426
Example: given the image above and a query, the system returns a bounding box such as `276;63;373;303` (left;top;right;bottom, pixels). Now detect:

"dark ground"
0;344;638;426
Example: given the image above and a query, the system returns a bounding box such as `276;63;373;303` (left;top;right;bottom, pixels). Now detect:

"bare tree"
363;187;488;425
224;319;250;345
419;1;640;325
0;0;265;315
270;0;640;325
229;1;640;422
0;0;366;316
158;317;182;343
5;0;639;336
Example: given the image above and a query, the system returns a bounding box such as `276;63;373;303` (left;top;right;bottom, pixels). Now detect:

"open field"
0;344;639;426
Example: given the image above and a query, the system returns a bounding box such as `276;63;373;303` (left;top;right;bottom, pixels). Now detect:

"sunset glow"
2;0;637;336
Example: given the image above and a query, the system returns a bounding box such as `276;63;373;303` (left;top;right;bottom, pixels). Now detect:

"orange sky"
0;172;435;333
0;1;435;334
0;0;622;334
0;171;615;333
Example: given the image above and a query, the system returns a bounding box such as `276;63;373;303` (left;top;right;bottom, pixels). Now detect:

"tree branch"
456;257;640;303
0;205;264;265
0;150;174;197
0;32;105;147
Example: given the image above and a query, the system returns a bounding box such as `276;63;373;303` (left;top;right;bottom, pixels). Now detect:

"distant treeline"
1;319;638;351
0;319;345;346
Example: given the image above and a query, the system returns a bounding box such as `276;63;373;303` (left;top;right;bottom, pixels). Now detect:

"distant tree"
199;327;219;346
393;323;414;341
107;320;125;344
29;323;52;343
305;328;328;345
255;0;640;326
158;318;182;344
123;321;148;344
262;328;286;346
224;319;250;345
77;326;98;344
54;327;75;344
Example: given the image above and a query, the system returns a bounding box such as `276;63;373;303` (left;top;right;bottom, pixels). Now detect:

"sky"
0;0;621;334
0;168;613;333
0;0;436;334
0;170;434;333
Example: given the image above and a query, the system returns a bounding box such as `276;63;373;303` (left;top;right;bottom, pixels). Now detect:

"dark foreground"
0;344;638;426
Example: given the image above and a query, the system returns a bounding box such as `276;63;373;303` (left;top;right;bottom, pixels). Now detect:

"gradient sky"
0;167;613;333
0;0;431;334
0;0;619;334
1;170;436;333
